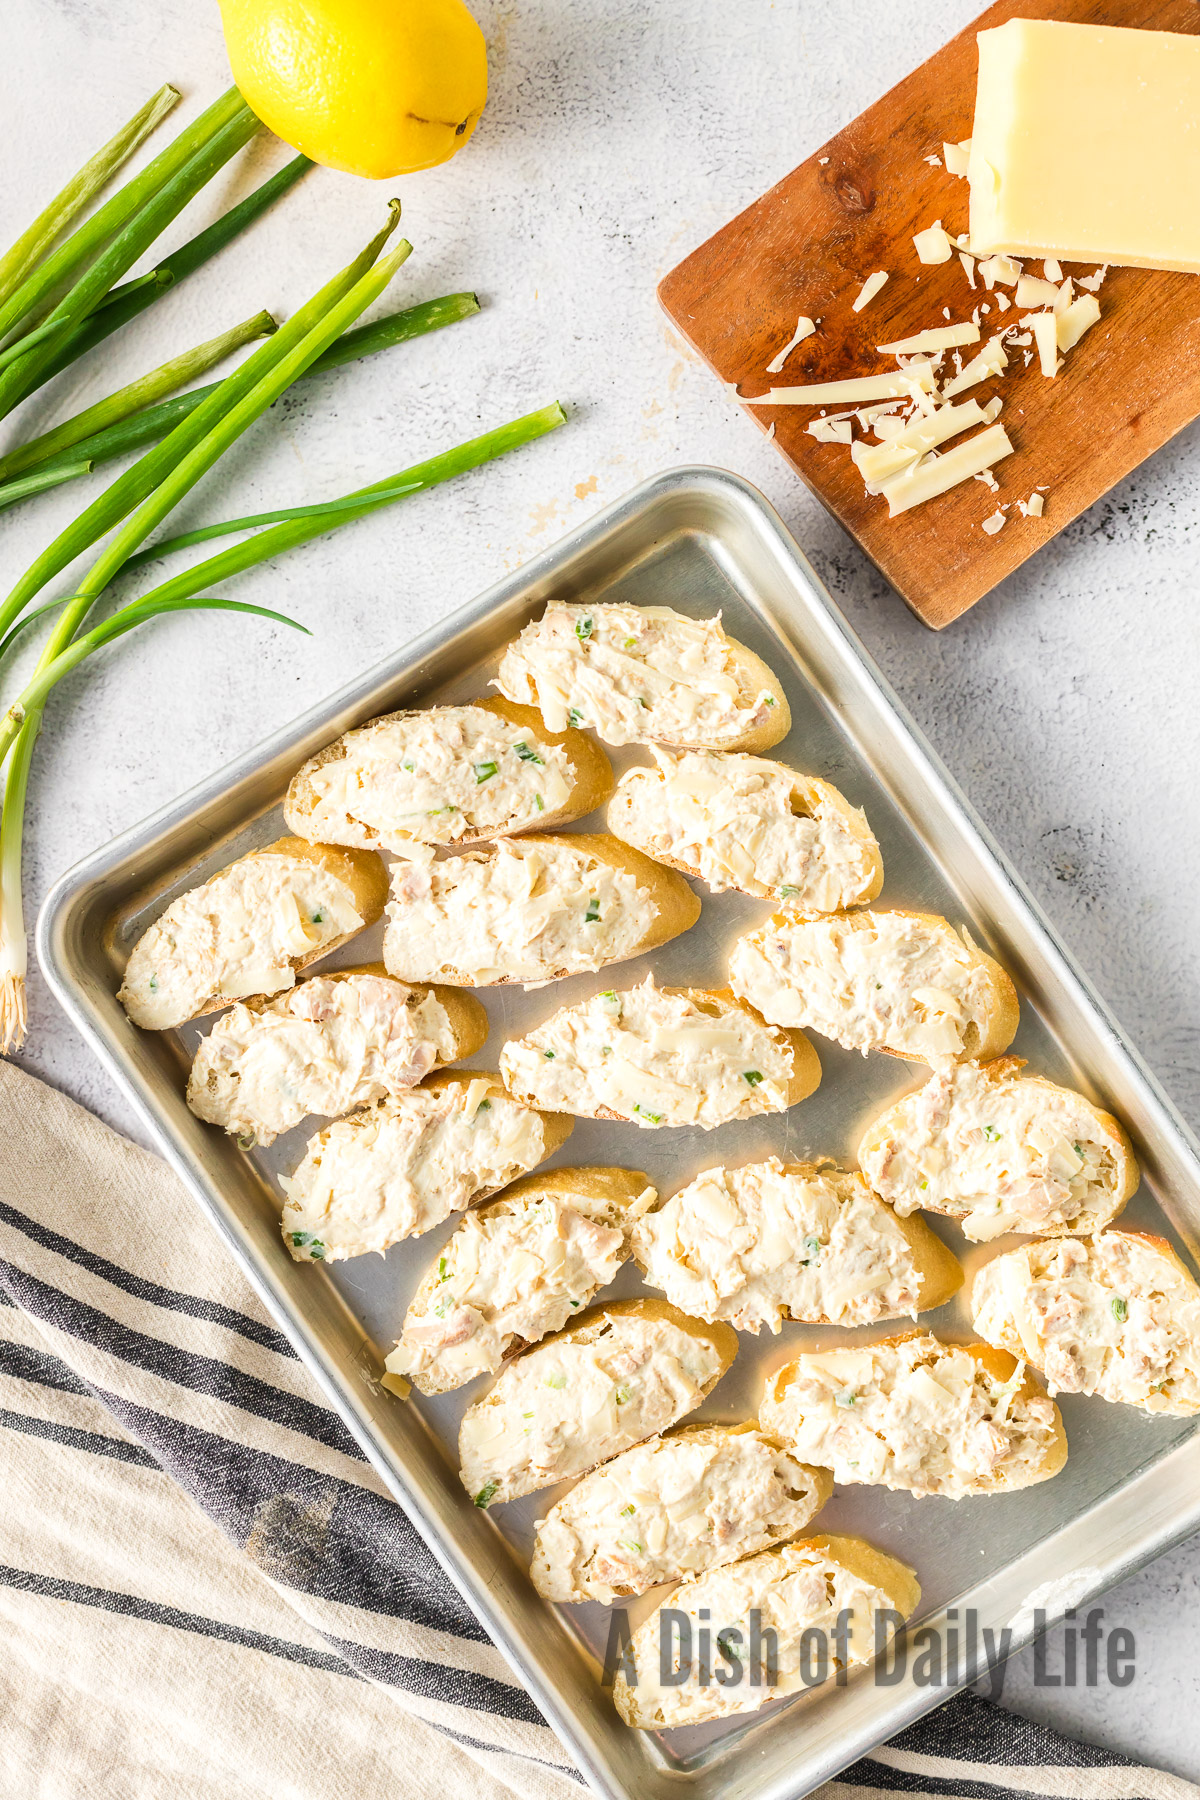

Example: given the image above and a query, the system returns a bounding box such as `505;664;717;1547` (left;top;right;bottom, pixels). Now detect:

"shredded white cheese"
852;270;890;311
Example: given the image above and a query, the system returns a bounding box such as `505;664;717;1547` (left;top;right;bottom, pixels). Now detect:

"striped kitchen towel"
0;1058;1194;1800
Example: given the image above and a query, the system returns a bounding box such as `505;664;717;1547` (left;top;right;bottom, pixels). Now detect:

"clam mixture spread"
613;1542;901;1728
495;602;776;748
761;1335;1060;1498
530;1427;828;1603
289;706;573;854
383;838;655;985
387;1183;654;1393
633;1159;926;1332
730;911;994;1062
610;749;879;910
279;1079;547;1263
973;1233;1200;1416
863;1060;1127;1241
119;852;363;1031
459;1309;725;1506
499;977;795;1128
187;974;456;1145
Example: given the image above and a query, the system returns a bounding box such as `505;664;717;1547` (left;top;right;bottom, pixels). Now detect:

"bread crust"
382;831;701;987
716;642;791;753
284;696;614;848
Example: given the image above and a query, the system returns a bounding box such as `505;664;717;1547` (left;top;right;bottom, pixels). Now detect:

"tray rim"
35;464;1200;1800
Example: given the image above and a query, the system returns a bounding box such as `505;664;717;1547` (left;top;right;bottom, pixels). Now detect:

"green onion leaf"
473;1481;499;1509
473;760;499;784
1111;1296;1128;1324
743;1069;763;1086
513;741;542;764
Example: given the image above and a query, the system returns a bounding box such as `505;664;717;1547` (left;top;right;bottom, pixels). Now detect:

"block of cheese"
968;19;1200;273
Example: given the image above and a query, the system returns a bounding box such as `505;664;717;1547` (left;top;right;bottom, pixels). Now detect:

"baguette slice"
187;966;488;1146
608;749;883;911
860;1058;1139;1242
284;697;613;854
386;1167;658;1396
118;837;388;1031
972;1231;1200;1416
760;1330;1068;1499
729;907;1019;1065
632;1157;963;1332
495;601;789;752
382;833;699;987
499;976;821;1129
279;1070;572;1264
458;1297;738;1507
613;1534;919;1729
530;1422;832;1603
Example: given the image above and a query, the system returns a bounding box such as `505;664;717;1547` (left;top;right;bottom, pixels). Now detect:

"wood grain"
657;0;1200;629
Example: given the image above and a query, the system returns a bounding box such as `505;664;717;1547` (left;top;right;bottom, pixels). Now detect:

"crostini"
608;749;883;911
187;966;488;1146
972;1232;1200;1416
494;602;790;752
382;833;700;987
860;1058;1140;1242
279;1070;572;1264
458;1297;737;1508
728;907;1019;1065
612;1534;920;1728
284;697;613;854
759;1331;1068;1499
530;1422;831;1604
632;1157;963;1332
118;837;388;1032
499;977;821;1129
386;1167;657;1396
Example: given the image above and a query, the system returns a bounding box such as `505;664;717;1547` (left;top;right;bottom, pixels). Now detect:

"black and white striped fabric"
0;1060;1191;1800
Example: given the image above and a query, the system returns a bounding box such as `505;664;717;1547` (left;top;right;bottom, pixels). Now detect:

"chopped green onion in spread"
743;1069;763;1086
147;974;158;991
473;1481;498;1508
636;696;647;707
764;695;776;707
473;759;498;783
310;909;324;924
835;1389;856;1408
575;616;593;641
437;1257;449;1280
614;1385;631;1405
632;1104;662;1123
402;760;415;771
802;1235;821;1264
619;1503;636;1517
617;1539;642;1555
544;1371;567;1389
779;884;799;899
1111;1296;1128;1323
983;1125;1000;1142
1074;1141;1085;1157
585;897;600;922
432;1294;456;1317
623;636;636;649
600;1044;612;1056
475;1098;491;1112
290;1231;326;1260
236;1131;256;1151
533;793;544;810
919;1178;929;1190
567;707;583;727
543;1049;556;1059
513;741;542;764
568;1299;580;1307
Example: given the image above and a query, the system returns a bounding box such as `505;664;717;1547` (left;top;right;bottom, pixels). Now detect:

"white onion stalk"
0;707;39;1051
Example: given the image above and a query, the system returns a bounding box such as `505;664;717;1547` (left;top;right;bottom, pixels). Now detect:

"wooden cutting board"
658;0;1200;629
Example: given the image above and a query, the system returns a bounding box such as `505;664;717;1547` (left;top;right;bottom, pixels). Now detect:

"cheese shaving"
942;139;972;176
880;423;1014;516
1078;266;1108;292
1056;294;1101;352
743;364;935;406
765;314;818;376
808;416;854;443
1020;311;1060;377
978;254;1022;287
1043;258;1063;282
941;334;1008;398
1015;275;1060;308
851;398;987;491
981;509;1006;535
852;270;889;311
959;251;977;287
913;220;954;264
876;322;979;355
1018;492;1046;518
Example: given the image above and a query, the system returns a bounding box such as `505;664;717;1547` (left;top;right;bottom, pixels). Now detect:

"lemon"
220;0;488;179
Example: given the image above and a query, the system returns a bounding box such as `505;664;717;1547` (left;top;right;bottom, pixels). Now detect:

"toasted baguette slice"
186;966;488;1147
972;1232;1200;1416
530;1422;832;1603
632;1157;962;1332
613;1533;919;1728
860;1058;1139;1242
495;601;789;752
386;1167;657;1397
284;697;613;854
382;833;699;987
458;1298;737;1507
499;976;820;1129
760;1330;1067;1499
608;748;883;911
118;837;388;1032
729;907;1019;1065
279;1070;572;1264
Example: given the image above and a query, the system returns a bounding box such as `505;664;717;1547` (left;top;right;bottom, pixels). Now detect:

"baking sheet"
38;467;1200;1800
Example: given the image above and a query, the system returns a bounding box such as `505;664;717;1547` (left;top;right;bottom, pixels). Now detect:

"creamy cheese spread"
863;1061;1125;1241
291;706;573;855
459;1309;724;1506
973;1233;1200;1416
187;974;456;1147
614;1541;901;1728
633;1158;925;1333
729;911;994;1062
760;1334;1059;1498
531;1427;827;1602
495;602;777;748
610;749;879;911
279;1080;547;1263
387;1182;654;1392
119;853;364;1031
499;977;795;1129
383;837;656;985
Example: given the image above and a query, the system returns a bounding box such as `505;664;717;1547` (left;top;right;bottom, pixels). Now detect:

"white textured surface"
6;0;1200;1778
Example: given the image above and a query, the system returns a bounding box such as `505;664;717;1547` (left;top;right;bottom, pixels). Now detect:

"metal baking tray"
39;467;1200;1800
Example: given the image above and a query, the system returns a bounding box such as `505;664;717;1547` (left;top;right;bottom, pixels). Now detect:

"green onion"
474;1481;499;1508
0;703;40;1049
802;1235;821;1263
632;1105;662;1124
835;1390;856;1408
437;1258;449;1280
533;793;544;810
619;1503;636;1517
743;1069;763;1086
0;310;277;484
0;85;180;311
585;897;600;922
567;707;583;727
575;616;593;641
614;1385;631;1405
1111;1296;1128;1324
779;884;799;899
544;1372;566;1389
983;1125;1000;1142
513;741;542;764
0;461;94;518
473;760;499;784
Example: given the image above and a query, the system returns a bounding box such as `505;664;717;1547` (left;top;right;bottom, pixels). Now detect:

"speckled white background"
7;0;1200;1780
